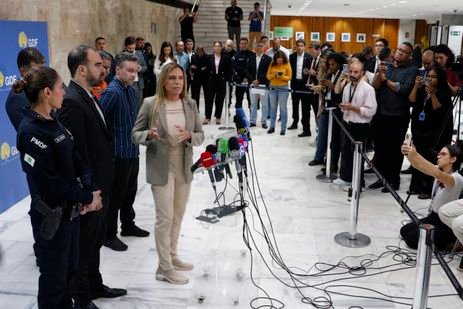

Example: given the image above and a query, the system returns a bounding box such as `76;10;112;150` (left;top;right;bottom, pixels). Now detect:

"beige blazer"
131;96;204;185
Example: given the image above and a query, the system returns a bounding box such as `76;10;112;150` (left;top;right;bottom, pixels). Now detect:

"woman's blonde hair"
152;62;187;122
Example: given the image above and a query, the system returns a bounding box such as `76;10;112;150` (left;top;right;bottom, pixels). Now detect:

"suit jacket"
59;80;115;192
289;52;312;85
208;54;232;82
365;56;378;74
131;96;204;186
307;56;320;86
248;53;272;86
134;50;147;89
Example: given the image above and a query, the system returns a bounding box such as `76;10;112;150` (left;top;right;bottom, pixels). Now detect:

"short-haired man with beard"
333;61;377;189
100;53;150;253
60;45;127;309
370;42;418;192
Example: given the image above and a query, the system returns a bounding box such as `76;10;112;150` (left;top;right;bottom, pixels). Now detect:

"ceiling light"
390;3;397;6
398;1;407;4
382;5;389;8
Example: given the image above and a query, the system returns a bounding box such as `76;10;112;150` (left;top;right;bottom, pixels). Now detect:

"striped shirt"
100;78;139;159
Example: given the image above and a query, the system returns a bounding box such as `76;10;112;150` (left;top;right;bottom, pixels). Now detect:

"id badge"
418;112;426;121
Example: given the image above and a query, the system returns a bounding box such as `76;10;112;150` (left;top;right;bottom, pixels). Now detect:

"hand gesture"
415;76;424;88
147;120;160;140
175;125;191;143
308;68;317;76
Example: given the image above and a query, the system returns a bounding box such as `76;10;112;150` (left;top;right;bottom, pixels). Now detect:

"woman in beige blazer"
132;62;204;284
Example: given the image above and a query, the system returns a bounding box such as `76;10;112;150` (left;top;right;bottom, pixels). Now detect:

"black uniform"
17;109;93;309
233;49;255;109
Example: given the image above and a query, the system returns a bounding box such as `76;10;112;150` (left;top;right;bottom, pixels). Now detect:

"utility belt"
33;196;82;240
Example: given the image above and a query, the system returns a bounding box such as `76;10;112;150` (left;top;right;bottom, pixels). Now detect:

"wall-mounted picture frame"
356;33;366;43
310;32;320;41
326;32;335;42
341;33;351;42
280;36;289;41
269;31;273;40
296;32;305;40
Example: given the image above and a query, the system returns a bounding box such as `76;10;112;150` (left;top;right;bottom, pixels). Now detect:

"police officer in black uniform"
14;66;102;309
234;37;255;109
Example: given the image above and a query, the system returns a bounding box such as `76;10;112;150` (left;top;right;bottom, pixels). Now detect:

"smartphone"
403;133;412;146
342;63;349;73
418;68;426;78
277;71;283;76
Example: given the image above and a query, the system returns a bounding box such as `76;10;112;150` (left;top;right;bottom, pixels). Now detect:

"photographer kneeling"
400;143;463;250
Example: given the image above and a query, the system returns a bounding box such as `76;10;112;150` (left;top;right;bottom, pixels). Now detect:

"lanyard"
348;83;358;103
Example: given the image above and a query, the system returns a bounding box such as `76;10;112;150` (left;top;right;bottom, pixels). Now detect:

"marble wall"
0;0;179;82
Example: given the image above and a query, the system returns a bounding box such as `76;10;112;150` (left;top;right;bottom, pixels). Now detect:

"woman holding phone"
132;62;204;285
400;143;463;250
266;50;292;135
408;65;453;199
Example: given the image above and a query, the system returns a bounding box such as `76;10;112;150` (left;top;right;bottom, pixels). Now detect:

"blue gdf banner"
0;20;49;213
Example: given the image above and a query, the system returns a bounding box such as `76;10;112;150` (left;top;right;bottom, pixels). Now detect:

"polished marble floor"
1;102;463;309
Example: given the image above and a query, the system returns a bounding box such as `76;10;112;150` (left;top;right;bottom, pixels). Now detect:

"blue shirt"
100;79;139;159
175;51;190;72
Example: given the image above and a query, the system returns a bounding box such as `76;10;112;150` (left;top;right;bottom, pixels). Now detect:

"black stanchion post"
412;224;434;309
316;107;336;183
219;81;235;130
335;141;371;248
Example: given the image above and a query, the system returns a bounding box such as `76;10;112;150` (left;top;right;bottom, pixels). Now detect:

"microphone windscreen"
205;144;217;154
200;151;215;168
228;136;240;151
217;138;229;154
236;108;249;127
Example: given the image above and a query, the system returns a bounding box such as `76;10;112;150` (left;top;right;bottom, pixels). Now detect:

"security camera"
288;4;292;8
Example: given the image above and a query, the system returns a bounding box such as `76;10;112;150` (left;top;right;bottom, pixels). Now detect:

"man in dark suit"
59;45;126;309
365;38;389;74
307;43;321;121
288;39;312;137
247;40;271;128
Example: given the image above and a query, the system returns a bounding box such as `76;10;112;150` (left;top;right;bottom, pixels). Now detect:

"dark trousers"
373;114;410;186
235;82;251;109
205;78;226;120
191;77;209;113
314;108;341;171
72;194;108;305
106;158;138;239
31;207;79;309
400;211;456;250
227;26;241;43
308;93;319;126
290;80;311;132
339;122;370;183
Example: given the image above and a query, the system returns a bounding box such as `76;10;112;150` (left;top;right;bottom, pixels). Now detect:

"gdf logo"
18;31;38;48
18;31;28;48
1;142;11;160
0;71;17;88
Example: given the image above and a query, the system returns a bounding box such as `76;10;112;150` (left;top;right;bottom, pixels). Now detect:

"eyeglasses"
375;44;384;47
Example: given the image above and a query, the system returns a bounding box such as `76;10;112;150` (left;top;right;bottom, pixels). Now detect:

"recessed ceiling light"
382;5;389;7
344;3;350;6
398;1;407;4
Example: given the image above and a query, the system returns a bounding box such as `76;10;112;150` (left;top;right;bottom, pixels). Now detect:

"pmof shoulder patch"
54;134;66;143
24;153;35;167
30;137;48;149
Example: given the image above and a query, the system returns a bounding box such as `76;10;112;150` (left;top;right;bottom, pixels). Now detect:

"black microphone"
228;136;243;191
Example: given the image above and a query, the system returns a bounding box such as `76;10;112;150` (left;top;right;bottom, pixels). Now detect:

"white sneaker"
333;178;351;186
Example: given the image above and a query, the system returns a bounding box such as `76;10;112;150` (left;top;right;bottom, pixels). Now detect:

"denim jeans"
269;86;289;130
250;89;268;125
